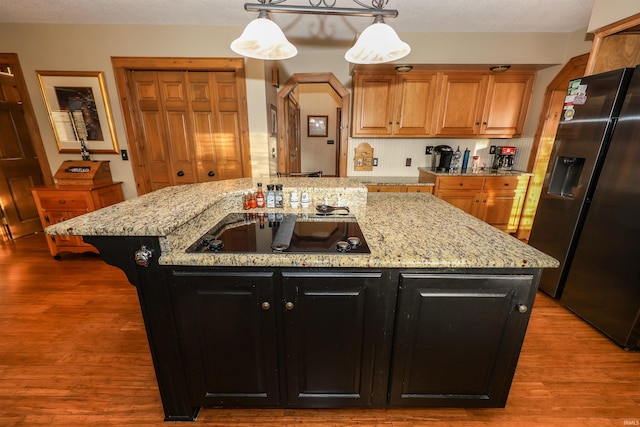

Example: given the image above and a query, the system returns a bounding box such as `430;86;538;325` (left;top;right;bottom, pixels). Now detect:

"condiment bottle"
275;184;283;208
243;192;250;210
249;191;257;209
266;184;275;208
255;183;265;208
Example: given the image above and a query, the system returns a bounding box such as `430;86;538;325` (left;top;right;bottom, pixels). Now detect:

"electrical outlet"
489;146;496;154
373;158;378;166
405;158;412;167
121;149;129;161
425;146;434;155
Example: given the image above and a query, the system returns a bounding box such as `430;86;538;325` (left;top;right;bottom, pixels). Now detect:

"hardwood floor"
1;233;638;426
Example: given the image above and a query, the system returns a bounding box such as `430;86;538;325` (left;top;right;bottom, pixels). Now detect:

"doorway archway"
277;73;350;177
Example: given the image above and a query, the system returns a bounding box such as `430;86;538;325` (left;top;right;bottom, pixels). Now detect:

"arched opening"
276;73;350;177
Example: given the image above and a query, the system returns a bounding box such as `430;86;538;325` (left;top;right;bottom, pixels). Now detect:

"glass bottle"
243;192;250;210
255;183;265;208
266;184;275;208
249;191;257;209
275;184;283;208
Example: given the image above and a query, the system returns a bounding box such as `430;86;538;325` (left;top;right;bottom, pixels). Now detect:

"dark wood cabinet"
86;233;543;420
172;269;388;409
172;271;280;407
389;272;535;407
281;271;385;407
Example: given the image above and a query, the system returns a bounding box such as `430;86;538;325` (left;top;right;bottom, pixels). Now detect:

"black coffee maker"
432;145;453;172
492;146;516;171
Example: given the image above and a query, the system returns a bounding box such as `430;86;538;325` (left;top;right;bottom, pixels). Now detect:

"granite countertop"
417;167;533;177
354;176;434;186
46;178;558;270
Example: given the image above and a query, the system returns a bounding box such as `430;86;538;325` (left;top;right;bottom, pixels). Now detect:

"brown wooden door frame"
111;57;252;196
515;53;589;240
0;53;53;239
277;73;349;177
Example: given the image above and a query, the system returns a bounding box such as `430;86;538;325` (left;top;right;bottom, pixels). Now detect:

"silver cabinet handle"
134;246;153;267
517;304;528;313
261;302;271;311
285;302;294;311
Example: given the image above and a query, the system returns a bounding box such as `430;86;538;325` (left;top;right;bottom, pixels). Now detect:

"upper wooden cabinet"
352;69;535;139
352;71;439;137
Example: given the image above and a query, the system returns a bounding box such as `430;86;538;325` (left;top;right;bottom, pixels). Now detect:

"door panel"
0;72;44;237
125;65;249;194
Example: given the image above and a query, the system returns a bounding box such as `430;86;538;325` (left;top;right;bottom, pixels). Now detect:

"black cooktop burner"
186;212;370;254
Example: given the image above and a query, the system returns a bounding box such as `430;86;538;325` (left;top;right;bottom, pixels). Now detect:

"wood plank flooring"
1;233;639;426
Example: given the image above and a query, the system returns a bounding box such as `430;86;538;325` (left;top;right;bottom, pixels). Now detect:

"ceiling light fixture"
231;0;410;64
490;65;511;73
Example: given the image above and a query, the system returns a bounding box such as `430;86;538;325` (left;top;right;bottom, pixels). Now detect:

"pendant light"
230;10;297;60
345;16;410;64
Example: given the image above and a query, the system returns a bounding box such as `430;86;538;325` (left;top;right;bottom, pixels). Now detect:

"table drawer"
35;192;92;211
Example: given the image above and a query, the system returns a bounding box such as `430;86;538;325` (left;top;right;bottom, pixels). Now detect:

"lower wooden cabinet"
172;270;388;408
167;267;538;413
32;182;124;258
366;184;434;194
389;272;534;407
431;175;529;233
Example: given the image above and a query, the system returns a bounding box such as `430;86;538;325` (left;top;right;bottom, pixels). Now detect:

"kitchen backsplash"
347;137;533;176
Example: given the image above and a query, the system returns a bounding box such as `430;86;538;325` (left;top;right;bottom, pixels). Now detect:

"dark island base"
86;236;541;421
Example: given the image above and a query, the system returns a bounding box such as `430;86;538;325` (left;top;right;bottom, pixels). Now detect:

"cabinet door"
172;272;279;407
42;210;88;248
434;72;487;136
480;73;535;137
435;190;480;215
352;73;396;136
481;190;525;232
389;273;534;407
393;73;438;136
281;271;383;407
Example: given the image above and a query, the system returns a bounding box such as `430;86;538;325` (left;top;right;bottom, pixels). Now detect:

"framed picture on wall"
37;70;119;154
269;104;277;136
307;115;328;137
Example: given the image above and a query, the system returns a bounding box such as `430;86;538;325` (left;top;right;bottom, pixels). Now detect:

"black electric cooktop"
186;212;370;254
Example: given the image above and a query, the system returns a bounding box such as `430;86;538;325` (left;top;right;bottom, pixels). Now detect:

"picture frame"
307;115;328;137
37;70;119;154
269;104;278;137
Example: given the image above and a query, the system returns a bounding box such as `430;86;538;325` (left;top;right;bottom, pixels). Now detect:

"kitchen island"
47;177;557;422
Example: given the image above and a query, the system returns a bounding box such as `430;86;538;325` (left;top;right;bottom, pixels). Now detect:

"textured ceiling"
0;0;595;45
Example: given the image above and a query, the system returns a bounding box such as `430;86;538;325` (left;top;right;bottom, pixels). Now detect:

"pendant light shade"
231;13;297;60
345;18;411;64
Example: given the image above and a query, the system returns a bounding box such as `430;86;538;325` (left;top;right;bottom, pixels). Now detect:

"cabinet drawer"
35;192;92;211
405;185;433;193
437;177;484;190
483;176;519;190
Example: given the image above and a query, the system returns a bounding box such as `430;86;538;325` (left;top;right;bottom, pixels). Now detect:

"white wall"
588;0;640;32
0;22;595;197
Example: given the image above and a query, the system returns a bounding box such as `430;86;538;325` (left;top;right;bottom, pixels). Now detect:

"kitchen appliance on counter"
187;212;370;254
528;67;640;349
431;145;453;172
491;146;516;171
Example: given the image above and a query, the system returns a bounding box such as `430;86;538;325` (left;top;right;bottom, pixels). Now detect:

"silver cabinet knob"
285;302;295;311
134;246;153;267
261;302;271;311
517;304;528;313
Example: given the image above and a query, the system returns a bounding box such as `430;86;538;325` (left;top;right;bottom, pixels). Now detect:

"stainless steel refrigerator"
529;67;640;349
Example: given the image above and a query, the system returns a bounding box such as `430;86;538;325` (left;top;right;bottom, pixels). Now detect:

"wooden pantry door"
114;58;251;195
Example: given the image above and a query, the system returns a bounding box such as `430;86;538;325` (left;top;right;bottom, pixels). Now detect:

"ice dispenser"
548;156;585;198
